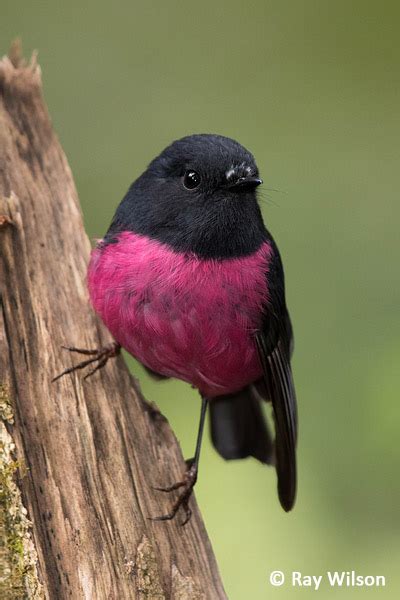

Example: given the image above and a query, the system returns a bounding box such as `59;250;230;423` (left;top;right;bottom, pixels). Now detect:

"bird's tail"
209;386;274;465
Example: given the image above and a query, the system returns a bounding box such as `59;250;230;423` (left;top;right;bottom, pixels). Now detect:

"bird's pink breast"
88;232;272;397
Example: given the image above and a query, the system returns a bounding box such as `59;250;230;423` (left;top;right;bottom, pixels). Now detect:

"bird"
54;133;298;524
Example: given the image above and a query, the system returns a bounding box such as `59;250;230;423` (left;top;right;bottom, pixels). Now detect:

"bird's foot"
151;458;198;526
52;342;121;382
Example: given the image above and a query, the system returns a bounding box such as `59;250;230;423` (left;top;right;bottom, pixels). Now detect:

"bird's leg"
151;396;208;526
52;342;121;382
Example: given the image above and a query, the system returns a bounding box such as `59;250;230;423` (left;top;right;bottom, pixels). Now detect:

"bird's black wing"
255;241;297;511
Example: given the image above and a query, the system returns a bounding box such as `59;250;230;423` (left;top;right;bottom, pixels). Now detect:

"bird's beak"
226;176;263;191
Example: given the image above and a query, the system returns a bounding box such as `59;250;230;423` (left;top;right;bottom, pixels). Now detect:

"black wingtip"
280;496;295;512
278;481;296;512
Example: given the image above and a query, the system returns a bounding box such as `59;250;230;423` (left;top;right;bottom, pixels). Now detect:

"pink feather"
88;232;272;397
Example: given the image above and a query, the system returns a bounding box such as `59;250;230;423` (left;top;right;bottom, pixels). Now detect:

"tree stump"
0;43;227;600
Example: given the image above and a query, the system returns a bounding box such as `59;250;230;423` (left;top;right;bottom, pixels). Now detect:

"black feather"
210;387;274;465
103;134;268;259
255;335;297;511
255;240;298;511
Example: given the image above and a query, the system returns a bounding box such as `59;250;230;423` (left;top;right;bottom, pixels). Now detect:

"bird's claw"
52;342;121;382
151;462;198;526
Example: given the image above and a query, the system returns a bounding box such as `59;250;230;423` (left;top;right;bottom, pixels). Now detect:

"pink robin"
55;134;298;525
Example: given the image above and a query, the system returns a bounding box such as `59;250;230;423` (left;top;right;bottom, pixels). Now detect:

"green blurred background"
2;1;399;597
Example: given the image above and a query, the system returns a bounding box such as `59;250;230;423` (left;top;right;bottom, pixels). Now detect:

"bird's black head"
106;134;268;258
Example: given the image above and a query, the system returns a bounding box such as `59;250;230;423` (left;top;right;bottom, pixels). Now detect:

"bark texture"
0;43;227;600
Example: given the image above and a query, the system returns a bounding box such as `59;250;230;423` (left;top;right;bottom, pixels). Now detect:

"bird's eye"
183;170;201;190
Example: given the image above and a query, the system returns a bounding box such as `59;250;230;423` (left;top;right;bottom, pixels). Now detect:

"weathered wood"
0;43;227;600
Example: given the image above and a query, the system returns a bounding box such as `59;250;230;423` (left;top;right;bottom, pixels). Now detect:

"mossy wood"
0;44;227;600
